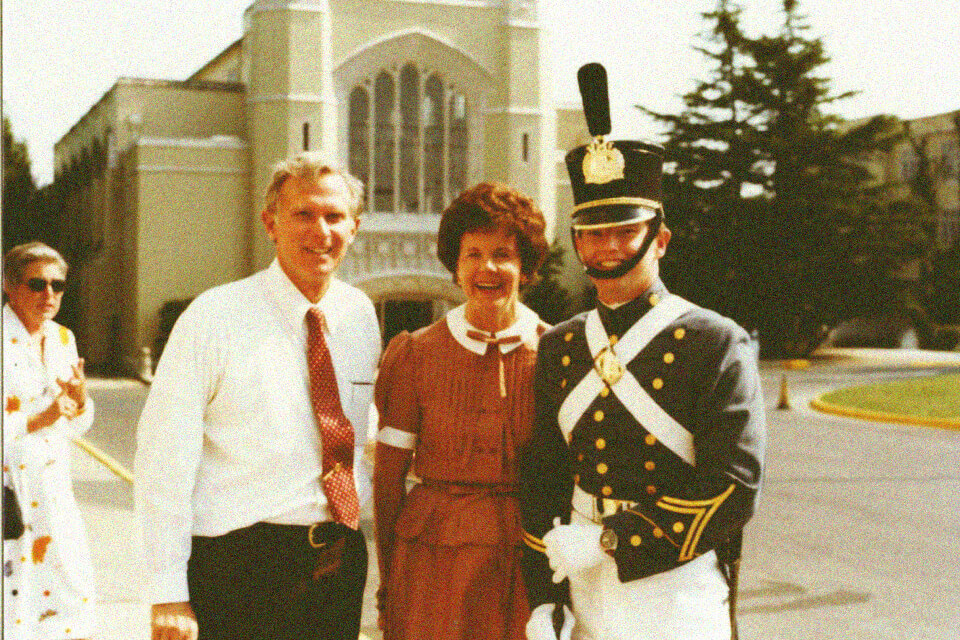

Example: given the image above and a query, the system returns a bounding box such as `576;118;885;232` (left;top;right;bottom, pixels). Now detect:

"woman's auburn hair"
436;182;548;278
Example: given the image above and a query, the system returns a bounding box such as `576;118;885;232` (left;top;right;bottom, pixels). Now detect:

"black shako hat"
566;63;665;229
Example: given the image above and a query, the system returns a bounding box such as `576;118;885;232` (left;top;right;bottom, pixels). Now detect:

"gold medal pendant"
594;346;624;386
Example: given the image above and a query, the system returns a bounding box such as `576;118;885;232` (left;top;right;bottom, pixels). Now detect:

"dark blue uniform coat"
519;281;766;609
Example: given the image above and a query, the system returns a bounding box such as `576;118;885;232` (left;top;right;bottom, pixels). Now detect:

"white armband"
377;426;418;450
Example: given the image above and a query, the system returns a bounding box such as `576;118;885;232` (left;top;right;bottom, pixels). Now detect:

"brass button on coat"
663;352;675;364
601;486;613;496
597;463;608;474
652;378;664;390
644;434;657;446
596;438;606;450
644;461;656;471
594;410;604;422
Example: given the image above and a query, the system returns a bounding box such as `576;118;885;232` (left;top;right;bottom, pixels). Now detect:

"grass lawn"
821;373;960;420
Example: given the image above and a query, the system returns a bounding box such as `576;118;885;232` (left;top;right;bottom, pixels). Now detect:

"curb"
809;395;960;431
72;437;136;484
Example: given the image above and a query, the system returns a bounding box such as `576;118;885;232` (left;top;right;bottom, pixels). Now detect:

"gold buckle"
593;497;630;522
594;347;624;386
307;523;328;549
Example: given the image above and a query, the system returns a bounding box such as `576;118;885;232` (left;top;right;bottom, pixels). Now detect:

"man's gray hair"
3;242;69;289
263;152;365;218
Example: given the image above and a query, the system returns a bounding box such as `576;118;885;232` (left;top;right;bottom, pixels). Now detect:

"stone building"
54;0;594;373
884;110;960;251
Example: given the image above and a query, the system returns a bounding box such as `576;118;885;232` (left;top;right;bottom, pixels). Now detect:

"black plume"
577;63;611;137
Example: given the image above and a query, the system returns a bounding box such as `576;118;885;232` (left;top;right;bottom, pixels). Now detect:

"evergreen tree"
640;0;905;357
523;243;574;325
2;116;39;253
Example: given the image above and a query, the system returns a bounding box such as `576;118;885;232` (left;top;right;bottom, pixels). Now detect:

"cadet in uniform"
519;64;766;640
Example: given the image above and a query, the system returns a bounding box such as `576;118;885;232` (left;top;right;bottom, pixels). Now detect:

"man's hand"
151;601;198;640
526;603;574;640
542;517;607;583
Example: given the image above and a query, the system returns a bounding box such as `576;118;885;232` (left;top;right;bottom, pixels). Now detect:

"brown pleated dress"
374;307;546;640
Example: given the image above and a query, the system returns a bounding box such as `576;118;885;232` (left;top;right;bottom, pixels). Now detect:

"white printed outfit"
3;305;97;639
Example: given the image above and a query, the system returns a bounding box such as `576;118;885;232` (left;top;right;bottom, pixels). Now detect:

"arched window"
399;64;420;213
349;65;469;214
448;93;468;199
374;72;395;213
348;87;369;188
423;75;444;214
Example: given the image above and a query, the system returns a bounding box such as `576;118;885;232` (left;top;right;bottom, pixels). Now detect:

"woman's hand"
27;392;80;433
57;358;87;411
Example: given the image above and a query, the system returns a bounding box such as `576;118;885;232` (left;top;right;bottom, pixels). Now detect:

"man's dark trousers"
187;521;367;640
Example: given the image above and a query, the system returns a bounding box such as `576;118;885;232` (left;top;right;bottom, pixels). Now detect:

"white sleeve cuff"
143;567;191;605
377;427;417;450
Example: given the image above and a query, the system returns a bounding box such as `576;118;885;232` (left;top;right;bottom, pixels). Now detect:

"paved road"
71;348;960;639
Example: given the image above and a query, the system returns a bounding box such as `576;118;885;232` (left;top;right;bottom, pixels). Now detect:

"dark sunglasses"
26;277;66;293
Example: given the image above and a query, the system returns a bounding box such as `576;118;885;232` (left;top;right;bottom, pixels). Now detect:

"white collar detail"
446;303;541;355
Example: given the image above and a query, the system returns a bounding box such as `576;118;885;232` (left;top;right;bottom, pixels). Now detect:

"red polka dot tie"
306;307;360;529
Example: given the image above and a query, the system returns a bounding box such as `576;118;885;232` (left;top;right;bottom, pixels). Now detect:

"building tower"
245;0;338;268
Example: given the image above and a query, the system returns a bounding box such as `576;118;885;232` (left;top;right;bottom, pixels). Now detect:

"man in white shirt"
135;153;381;640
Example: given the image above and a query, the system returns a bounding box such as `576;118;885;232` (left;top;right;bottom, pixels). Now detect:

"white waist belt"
572;484;639;524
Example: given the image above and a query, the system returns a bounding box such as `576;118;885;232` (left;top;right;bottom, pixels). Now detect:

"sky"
3;0;959;186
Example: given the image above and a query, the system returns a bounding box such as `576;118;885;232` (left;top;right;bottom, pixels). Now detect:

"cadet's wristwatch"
599;527;618;554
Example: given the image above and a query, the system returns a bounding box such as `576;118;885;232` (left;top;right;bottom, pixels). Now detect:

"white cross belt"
557;295;697;466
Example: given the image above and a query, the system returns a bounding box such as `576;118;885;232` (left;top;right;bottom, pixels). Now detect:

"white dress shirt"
134;260;381;604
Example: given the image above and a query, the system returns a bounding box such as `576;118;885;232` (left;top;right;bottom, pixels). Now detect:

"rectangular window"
900;147;919;183
302;123;310;151
522;133;529;163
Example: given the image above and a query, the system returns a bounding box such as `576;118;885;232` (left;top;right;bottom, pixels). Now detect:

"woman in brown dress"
374;182;550;640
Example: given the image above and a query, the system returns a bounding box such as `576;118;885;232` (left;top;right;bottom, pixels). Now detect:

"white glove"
542;517;607;583
526;603;575;640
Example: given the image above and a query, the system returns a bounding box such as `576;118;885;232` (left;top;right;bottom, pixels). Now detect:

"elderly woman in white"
3;242;96;640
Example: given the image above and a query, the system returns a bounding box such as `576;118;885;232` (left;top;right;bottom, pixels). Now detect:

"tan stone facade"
54;0;568;373
885;110;960;249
